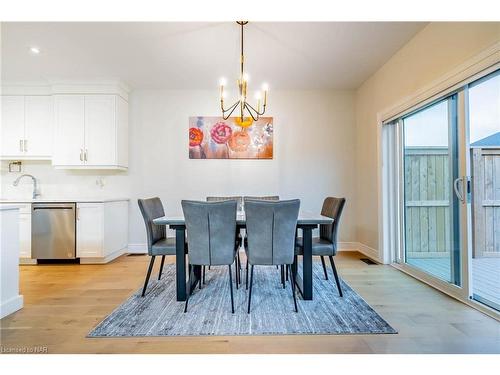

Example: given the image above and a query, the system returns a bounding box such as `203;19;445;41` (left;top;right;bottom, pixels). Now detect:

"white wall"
354;22;500;256
1;89;357;249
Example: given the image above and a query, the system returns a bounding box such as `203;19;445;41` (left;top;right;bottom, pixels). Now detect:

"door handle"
80;149;84;162
84;149;88;162
24;139;28;152
19;139;23;152
453;177;465;204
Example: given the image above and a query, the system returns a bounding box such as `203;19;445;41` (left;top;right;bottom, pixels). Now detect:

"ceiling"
1;22;426;90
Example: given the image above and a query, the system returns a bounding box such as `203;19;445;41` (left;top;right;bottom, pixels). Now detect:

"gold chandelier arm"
245;102;266;118
244;102;260;121
222;100;240;120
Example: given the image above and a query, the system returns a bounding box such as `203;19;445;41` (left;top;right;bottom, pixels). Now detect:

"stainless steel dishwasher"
32;203;76;259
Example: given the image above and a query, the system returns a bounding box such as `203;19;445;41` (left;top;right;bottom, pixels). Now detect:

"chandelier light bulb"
219;77;227;86
262;83;269;91
242;73;250;82
255;92;262;100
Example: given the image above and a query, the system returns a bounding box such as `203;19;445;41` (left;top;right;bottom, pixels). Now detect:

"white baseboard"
337;242;359;251
19;258;37;265
355;242;381;263
79;247;127;264
0;295;23;319
127;243;147;254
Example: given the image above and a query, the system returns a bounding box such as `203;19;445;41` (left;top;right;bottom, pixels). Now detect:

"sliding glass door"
468;70;500;311
386;67;500;315
402;95;462;286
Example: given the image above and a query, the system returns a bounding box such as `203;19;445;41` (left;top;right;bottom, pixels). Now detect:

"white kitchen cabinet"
53;95;85;166
1;96;24;158
53;95;128;169
24;96;53;158
76;203;103;258
0;96;53;160
76;201;128;263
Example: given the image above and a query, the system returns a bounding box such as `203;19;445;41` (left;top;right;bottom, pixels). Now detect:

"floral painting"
189;116;273;159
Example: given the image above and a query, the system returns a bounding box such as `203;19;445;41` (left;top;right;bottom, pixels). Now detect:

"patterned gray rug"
88;263;397;337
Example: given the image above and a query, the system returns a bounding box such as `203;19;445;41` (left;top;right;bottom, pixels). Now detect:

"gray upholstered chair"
295;197;346;297
244;198;300;313
206;196;243;280
241;195;279;246
138;197;186;297
182;200;239;313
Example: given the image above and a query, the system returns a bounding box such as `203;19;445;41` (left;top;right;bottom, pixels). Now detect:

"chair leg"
237;250;242;280
141;256;156;297
329;256;343;297
247;265;255;313
228;264;235;313
234;255;239;290
202;265;206;285
281;265;285;288
158;255;165;280
320;256;328;280
288;265;298;312
184;264;192;313
246;259;249;290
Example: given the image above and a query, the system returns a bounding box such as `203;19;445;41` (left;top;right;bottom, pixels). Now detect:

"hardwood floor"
1;252;499;354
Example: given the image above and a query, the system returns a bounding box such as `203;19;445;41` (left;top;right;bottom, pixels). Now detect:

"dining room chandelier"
219;21;268;126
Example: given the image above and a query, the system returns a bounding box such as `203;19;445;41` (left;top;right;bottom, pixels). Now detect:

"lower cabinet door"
76;203;103;258
19;213;32;258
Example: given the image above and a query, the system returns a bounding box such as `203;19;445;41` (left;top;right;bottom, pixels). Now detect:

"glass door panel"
402;96;462;285
468;70;500;311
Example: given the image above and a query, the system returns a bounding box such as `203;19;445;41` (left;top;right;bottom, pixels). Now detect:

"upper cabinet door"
53;95;85;166
1;96;25;157
84;95;116;166
24;96;53;158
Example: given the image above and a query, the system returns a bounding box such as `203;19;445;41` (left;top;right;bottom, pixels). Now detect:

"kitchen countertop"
0;198;130;203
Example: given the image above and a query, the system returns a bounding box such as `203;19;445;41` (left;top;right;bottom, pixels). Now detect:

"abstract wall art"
188;116;273;159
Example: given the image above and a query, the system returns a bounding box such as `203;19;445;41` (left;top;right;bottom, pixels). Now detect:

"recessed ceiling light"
29;47;40;55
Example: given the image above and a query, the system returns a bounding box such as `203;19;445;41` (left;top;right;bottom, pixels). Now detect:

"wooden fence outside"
404;147;500;259
472;148;500;258
404;147;451;258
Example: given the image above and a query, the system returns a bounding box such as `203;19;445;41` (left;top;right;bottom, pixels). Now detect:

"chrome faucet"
13;174;41;199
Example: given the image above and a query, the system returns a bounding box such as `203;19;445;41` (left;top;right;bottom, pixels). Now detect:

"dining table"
153;211;333;302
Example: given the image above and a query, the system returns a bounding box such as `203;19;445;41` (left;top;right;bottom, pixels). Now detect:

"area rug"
88;263;397;337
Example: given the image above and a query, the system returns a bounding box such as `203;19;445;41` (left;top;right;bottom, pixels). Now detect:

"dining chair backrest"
206;196;243;211
243;195;280;201
138;197;166;255
244;199;300;265
182;200;237;266
319;197;346;253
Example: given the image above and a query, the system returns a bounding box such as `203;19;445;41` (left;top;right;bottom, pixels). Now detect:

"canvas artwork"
189;116;273;159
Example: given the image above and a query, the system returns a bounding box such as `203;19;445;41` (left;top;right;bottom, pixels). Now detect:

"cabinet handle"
76;207;80;220
24;139;28;152
19;139;23;152
84;149;88;162
80;149;84;161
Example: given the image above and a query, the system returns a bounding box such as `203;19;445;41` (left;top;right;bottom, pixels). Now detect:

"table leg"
175;227;186;301
294;226;314;300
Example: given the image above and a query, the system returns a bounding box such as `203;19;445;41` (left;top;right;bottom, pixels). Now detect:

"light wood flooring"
1;251;499;354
